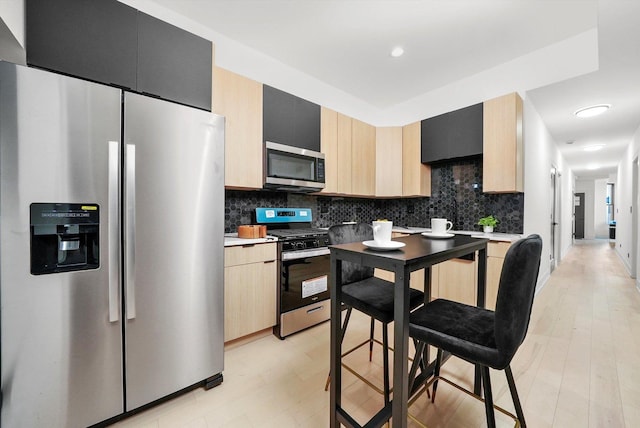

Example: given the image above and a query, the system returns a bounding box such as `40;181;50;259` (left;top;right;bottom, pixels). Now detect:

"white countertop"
224;233;278;247
392;226;521;242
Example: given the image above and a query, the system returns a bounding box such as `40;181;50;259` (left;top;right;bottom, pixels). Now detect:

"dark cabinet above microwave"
26;0;212;111
263;85;321;152
421;103;483;163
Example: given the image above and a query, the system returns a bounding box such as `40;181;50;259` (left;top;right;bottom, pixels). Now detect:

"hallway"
113;240;640;427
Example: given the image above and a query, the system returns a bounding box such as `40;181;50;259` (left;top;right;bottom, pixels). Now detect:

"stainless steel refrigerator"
0;62;225;427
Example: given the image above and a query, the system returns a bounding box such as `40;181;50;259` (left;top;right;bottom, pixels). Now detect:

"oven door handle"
281;247;330;261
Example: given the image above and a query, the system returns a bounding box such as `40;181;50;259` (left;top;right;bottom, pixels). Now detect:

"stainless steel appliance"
264;141;325;192
0;62;225;427
255;208;331;338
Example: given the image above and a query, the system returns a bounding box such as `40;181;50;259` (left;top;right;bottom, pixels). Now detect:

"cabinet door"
224;260;277;342
213;67;263;189
337;113;353;194
321;107;339;194
137;12;213;111
26;0;138;89
421;103;483;163
483;92;523;192
402;121;431;197
351;118;376;196
375;127;403;197
485;241;511;310
432;258;477;306
263;85;320;151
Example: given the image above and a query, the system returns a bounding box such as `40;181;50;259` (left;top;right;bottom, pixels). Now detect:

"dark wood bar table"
329;233;489;428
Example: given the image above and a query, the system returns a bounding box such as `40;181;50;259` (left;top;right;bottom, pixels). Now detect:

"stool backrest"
494;234;543;364
328;223;375;284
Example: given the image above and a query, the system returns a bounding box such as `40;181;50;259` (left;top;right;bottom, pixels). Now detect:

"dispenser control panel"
30;203;100;275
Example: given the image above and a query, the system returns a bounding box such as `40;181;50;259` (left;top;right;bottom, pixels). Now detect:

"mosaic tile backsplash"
225;157;524;234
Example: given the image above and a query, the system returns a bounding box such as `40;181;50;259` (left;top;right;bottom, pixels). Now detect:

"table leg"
330;258;342;428
392;265;411;427
474;246;488;396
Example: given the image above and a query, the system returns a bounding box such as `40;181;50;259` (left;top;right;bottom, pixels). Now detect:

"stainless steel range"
255;208;331;338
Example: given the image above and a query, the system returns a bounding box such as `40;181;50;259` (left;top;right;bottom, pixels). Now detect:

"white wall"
0;0;24;46
594;178;609;238
522;96;571;289
616;124;640;281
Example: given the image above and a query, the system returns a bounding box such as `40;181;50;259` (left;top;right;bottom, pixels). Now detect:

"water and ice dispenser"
30;203;100;275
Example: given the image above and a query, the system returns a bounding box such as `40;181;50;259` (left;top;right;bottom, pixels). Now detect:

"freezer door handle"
125;144;137;320
108;141;121;322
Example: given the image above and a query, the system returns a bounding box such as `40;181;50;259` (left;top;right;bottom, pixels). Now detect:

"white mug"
372;220;393;244
431;218;453;235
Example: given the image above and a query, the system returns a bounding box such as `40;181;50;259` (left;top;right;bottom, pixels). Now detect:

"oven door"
280;248;330;313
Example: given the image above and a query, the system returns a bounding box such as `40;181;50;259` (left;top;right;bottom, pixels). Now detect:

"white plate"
362;240;406;251
421;232;455;239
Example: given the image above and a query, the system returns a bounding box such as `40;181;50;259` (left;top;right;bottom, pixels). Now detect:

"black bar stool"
408;234;542;427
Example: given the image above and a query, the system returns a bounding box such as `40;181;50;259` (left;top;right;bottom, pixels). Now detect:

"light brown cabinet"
483;92;523;193
224;243;277;342
375;127;403;197
320;107;339;193
351;118;376;196
486;241;512;310
402;121;431;197
321;109;375;196
430;257;477;306
212;66;263;189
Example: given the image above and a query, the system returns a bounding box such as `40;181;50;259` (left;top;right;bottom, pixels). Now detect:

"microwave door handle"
108;141;121;323
125;144;136;320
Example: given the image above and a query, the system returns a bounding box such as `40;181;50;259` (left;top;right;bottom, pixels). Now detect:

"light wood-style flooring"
113;240;640;427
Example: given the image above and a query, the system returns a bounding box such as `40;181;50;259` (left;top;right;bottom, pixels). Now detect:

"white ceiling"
146;0;640;180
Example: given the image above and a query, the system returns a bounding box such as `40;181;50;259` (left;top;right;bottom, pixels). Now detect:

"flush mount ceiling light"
583;144;605;152
574;104;611;118
390;46;404;57
586;164;599;170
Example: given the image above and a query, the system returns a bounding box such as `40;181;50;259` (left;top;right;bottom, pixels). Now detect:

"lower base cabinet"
430;257;477;306
486;241;512;310
224;243;277;342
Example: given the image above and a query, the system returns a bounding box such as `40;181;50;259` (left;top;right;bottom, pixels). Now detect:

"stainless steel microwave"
264;141;325;192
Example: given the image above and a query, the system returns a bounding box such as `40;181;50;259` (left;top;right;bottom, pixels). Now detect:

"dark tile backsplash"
225;157;523;234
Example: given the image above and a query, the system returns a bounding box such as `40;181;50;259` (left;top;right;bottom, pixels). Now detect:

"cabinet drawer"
224;243;277;267
488;241;511;258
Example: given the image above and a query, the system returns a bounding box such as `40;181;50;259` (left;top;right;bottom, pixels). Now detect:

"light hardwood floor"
113;240;640;427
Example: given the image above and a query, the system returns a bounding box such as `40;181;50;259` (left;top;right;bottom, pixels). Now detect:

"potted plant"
478;215;499;233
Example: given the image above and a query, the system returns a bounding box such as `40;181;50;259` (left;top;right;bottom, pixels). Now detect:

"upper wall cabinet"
26;0;212;111
136;13;212;111
213;67;263;189
483;92;523;193
351;119;376;197
402;122;431;197
421;103;483;163
263;85;321;152
375;127;403;197
26;0;138;90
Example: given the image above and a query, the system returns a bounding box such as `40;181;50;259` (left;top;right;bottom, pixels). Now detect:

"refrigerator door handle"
125;144;137;320
108;141;121;322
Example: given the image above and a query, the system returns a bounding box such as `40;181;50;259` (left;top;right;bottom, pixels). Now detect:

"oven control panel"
281;236;330;252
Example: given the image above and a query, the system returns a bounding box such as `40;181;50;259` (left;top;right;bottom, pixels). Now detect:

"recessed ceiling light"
586;164;599;170
390;47;404;57
583;144;605;152
574;104;610;118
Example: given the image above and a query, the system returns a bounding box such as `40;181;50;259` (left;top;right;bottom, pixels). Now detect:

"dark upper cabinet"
137;13;212;111
25;0;212;111
26;0;138;89
421;103;483;163
263;85;321;152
